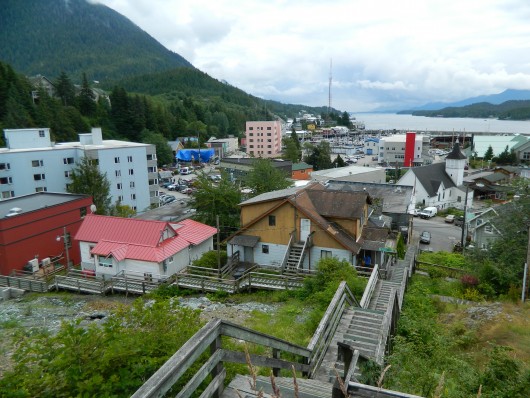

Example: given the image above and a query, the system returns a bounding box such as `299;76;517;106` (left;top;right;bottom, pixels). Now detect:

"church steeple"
445;142;466;186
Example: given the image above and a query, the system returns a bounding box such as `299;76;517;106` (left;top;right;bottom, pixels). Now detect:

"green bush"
192;250;228;269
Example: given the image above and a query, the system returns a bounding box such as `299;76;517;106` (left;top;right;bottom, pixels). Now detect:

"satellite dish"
90;204;97;214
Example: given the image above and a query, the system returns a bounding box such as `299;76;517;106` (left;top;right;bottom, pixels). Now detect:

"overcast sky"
95;0;530;112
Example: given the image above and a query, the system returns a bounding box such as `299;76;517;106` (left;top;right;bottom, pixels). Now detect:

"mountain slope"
398;89;530;113
0;0;193;82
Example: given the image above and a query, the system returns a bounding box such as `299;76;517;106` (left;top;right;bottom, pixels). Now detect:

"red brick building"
0;192;93;275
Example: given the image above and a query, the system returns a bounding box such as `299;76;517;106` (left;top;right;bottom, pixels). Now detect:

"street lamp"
57;226;71;269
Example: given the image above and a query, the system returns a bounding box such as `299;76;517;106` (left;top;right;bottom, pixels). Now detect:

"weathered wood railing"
220;250;240;276
280;231;295;272
307;281;360;377
0;275;49;292
359;264;381;308
374;287;400;364
131;319;312;398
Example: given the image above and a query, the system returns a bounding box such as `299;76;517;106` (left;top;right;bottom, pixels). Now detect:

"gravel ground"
0;292;279;377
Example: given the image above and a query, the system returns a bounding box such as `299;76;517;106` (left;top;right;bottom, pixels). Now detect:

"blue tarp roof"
176;149;215;162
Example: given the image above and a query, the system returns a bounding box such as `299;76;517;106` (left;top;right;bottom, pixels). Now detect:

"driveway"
411;216;463;252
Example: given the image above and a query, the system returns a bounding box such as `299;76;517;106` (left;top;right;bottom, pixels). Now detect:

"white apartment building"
0;127;158;213
378;133;423;166
245;120;283;158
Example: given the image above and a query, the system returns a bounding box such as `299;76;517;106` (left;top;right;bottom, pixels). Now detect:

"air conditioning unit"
41;257;51;267
27;258;39;273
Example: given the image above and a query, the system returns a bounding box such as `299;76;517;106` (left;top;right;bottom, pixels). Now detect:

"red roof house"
75;215;217;280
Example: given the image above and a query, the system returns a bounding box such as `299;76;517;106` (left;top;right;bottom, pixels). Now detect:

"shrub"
461;274;479;289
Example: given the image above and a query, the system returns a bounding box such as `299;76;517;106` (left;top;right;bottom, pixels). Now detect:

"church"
397;142;473;211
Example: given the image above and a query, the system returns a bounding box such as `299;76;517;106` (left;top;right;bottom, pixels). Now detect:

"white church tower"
445;142;467;186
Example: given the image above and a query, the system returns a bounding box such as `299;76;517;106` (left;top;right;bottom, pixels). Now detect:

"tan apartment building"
245;120;283;158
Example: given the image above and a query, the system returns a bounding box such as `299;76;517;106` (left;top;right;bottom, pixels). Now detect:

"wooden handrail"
131;319;311;398
307;281;360;376
360;264;380;308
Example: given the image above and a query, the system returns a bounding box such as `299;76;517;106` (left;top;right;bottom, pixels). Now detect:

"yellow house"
227;182;392;271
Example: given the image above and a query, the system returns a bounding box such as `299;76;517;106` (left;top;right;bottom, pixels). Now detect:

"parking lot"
412;216;463;252
136;166;218;222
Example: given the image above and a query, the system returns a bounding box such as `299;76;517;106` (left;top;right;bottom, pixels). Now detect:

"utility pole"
216;215;221;278
523;224;530;302
460;186;469;252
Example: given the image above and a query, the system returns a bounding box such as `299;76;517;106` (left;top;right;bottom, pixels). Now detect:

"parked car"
167;184;178;191
161;195;176;204
181;187;193;195
420;231;431;244
445;214;455;223
454;216;464;227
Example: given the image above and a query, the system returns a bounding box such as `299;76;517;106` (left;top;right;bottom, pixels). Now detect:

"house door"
244;246;254;263
300;218;311;242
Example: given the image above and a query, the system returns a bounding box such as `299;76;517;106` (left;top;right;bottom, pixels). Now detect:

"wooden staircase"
284;242;305;273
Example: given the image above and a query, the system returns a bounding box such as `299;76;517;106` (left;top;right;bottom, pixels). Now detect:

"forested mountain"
407;100;530;120
0;0;192;81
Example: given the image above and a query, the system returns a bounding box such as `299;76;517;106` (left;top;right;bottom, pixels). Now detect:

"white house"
0;127;159;212
75;214;217;281
397;142;473;210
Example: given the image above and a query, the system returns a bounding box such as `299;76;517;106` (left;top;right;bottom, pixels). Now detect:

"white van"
180;167;191;175
419;207;438;219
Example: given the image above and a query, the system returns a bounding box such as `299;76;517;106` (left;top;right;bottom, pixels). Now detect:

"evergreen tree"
76;72;96;117
55;71;75;106
304;141;333;171
67;157;112;215
333;154;346;168
141;129;174;166
484;145;494;161
282;137;301;163
494;145;517;165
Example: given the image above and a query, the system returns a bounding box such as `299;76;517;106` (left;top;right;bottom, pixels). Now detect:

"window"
33;174;45;181
268;215;276;226
267;133;272;136
115;170;121;177
99;255;113;267
144;273;153;282
129;169;134;175
39;130;45;137
89;158;99;166
130;181;135;188
32;160;43;167
0;177;12;184
457;196;462;202
89;245;95;259
1;190;14;199
131;193;136;200
80;207;87;218
114;157;120;164
522;151;530;160
321;250;332;259
0;163;10;170
267;127;271;130
117;183;122;190
148;166;156;173
148;179;158;185
64;171;72;178
127;156;133;162
147;154;156;161
249;127;254;130
262;244;269;254
485;225;493;233
118;195;124;202
63;157;74;164
35;187;47;192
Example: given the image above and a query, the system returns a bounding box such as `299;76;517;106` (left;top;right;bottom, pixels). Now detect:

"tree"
67;157;112;215
494;145;517;165
244;159;292;196
282;137;301;163
332;154;346;168
76;72;96;117
484;145;494;161
304;141;333;171
191;172;242;239
141;129;174;166
54;71;75;106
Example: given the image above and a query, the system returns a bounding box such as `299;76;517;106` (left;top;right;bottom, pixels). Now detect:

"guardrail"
280;231;295;272
359;264;380;308
307;281;360;377
0;275;49;292
131;319;312;398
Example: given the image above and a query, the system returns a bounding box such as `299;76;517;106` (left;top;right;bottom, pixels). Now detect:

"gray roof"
446;142;467;160
325;181;413;214
240;186;300;206
411;162;456;196
0;192;90;218
227;235;260;247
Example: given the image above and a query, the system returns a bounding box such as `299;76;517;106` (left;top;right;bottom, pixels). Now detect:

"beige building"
245;120;283;158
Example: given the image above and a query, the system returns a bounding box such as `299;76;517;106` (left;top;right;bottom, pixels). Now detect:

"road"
411;216;463;252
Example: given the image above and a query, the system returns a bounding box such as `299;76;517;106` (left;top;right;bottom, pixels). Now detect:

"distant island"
398;99;530;120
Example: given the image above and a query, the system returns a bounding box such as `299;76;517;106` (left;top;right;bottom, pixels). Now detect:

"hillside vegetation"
410;100;530;120
0;0;192;81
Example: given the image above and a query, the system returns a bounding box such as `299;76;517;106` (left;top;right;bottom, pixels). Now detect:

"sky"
94;0;530;112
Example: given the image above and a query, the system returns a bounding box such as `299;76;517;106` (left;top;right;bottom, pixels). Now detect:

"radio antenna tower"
328;58;332;117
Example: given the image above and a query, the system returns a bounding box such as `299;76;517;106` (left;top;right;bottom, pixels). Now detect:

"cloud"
95;0;530;111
